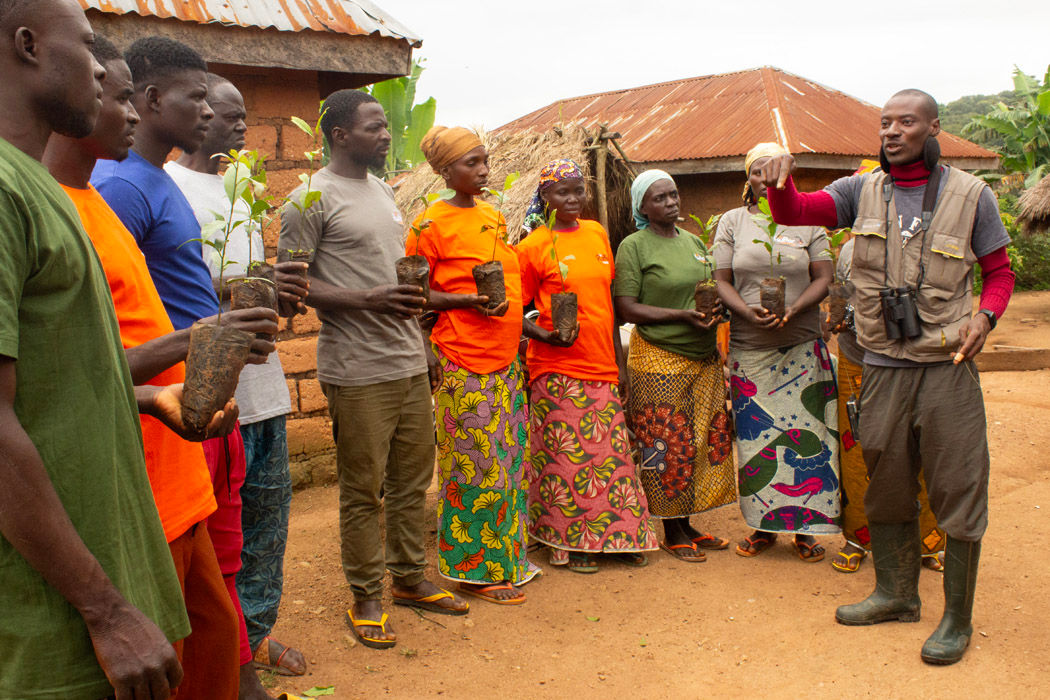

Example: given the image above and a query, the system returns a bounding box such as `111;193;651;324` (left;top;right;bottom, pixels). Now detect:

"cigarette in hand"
953;351;965;365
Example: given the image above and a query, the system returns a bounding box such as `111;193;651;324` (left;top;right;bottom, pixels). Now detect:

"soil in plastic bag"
759;277;786;319
471;260;507;316
551;291;578;341
181;322;254;434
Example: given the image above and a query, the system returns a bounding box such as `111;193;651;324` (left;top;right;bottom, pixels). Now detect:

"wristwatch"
978;308;997;330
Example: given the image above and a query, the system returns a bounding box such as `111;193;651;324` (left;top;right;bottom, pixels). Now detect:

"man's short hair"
91;35;122;65
320;89;379;143
891;89;939;120
124;36;207;90
207;72;232;91
0;0;32;29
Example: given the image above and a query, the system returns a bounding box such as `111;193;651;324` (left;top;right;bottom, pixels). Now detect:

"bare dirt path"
267;294;1050;699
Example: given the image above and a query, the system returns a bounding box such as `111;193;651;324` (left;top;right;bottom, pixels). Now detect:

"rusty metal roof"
498;67;997;166
78;0;421;46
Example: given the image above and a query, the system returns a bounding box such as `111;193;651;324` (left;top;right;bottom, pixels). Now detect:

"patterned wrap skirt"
625;332;737;519
433;347;540;585
837;353;944;557
731;338;842;535
527;373;659;553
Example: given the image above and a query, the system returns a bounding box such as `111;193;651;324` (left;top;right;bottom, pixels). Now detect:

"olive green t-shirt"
0;137;189;699
613;226;717;359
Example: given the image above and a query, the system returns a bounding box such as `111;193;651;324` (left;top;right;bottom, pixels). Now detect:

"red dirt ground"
267;292;1050;699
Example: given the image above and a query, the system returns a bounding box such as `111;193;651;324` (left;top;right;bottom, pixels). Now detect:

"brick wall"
215;65;338;488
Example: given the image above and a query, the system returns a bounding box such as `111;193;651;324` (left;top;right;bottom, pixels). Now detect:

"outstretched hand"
149;384;239;441
756;153;797;190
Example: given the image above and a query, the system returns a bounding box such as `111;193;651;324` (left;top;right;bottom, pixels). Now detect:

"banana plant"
363;59;437;176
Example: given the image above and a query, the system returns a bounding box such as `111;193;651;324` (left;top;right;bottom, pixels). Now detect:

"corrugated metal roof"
498;67;996;164
78;0;421;46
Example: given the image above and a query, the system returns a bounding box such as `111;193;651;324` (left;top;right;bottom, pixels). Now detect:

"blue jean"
235;414;291;650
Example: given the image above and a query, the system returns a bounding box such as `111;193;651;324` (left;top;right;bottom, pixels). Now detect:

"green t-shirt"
613;226;717;359
0;137;189;699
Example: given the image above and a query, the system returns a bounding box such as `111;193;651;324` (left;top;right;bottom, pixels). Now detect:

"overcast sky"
383;0;1050;131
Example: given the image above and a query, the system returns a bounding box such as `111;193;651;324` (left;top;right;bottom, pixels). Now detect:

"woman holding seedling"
613;170;736;563
413;126;539;605
712;142;840;562
517;159;658;573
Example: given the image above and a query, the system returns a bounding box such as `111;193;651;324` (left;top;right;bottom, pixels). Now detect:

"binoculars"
879;286;922;340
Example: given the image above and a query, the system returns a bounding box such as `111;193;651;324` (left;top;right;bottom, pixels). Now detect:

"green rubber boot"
921;536;980;665
835;520;921;625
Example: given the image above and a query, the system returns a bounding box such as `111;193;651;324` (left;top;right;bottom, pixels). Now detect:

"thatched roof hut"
393;125;636;249
1018;174;1050;235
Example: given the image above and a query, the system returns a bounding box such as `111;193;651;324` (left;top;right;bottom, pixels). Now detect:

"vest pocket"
851;229;885;272
924;231;970;297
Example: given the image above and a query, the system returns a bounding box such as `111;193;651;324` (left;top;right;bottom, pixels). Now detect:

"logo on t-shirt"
897;214;922;245
773;233;805;248
596;253;610;264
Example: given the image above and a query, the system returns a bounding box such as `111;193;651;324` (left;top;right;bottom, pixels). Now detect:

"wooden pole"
595;124;609;233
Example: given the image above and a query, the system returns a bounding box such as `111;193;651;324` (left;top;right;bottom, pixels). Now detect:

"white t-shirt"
165;161;291;424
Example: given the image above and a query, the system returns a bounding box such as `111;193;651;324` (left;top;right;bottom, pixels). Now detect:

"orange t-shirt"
413;199;523;374
62;184;216;543
516;219;618;383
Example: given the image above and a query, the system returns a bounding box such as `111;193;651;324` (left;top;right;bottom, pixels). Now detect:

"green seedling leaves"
290;116;314;138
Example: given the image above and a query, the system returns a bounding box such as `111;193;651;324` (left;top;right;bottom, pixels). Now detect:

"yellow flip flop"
345;610;396;649
831;549;867;573
392;588;469;615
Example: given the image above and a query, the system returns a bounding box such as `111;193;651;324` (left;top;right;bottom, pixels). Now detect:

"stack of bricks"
217;65;338;488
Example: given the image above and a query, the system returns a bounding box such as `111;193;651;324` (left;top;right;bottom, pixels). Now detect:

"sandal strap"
411;589;454;604
348;611;388;630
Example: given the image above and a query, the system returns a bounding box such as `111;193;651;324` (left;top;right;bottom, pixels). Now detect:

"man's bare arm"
0;358;181;696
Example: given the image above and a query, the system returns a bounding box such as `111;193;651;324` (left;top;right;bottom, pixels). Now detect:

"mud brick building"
79;1;421;482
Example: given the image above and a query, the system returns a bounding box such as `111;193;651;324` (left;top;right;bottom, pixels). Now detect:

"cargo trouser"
322;373;436;600
858;360;989;541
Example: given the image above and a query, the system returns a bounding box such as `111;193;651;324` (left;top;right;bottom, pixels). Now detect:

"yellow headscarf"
742;142;789;204
420;126;484;174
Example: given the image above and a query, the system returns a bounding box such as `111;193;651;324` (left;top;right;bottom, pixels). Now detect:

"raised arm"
755;154;839;228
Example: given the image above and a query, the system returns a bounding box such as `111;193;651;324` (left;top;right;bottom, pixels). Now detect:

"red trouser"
203;427;254;665
168;523;239;699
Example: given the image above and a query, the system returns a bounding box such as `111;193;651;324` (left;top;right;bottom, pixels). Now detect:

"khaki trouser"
858;361;989;541
323;373;436;600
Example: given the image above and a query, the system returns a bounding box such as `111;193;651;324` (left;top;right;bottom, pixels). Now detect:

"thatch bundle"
393;125;636;249
1017;174;1050;235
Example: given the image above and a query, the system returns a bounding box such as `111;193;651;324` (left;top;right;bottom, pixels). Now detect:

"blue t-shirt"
92;151;219;329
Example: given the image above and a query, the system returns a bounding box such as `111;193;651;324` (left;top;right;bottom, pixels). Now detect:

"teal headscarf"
630;169;674;230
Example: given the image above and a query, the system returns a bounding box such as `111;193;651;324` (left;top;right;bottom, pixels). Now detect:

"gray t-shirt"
825;166;1010;367
279;169;426;387
713;206;828;350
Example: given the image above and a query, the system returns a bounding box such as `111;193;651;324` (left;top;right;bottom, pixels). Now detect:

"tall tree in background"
363;60;436;176
964;66;1050;188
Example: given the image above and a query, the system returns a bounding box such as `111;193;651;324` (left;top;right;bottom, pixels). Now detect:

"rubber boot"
835;520;922;625
921;536;980;665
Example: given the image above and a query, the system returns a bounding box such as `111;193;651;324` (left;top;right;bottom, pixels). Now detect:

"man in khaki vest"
755;89;1015;665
